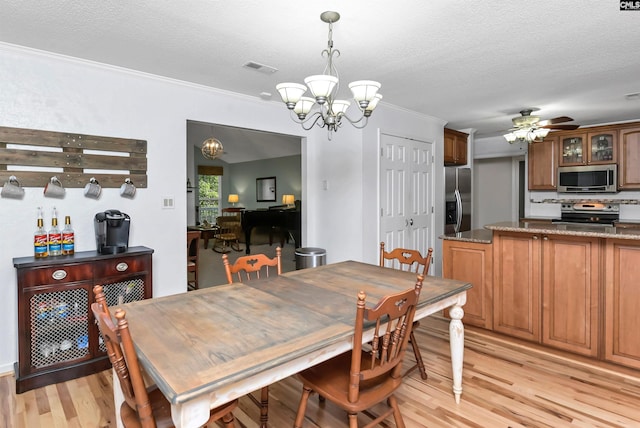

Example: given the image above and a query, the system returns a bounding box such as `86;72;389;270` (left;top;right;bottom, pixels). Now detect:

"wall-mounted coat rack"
0;126;147;188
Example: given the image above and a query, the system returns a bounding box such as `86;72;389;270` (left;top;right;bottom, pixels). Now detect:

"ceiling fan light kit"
276;11;382;138
504;109;577;144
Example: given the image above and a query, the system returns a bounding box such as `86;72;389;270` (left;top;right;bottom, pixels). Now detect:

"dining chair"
213;214;242;253
379;242;433;380
222;247;282;428
293;275;424;428
187;230;200;290
91;285;238;428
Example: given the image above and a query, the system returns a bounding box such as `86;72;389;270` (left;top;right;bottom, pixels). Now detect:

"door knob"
409;218;414;226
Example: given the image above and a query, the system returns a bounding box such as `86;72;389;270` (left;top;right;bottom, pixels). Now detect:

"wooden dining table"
113;260;471;428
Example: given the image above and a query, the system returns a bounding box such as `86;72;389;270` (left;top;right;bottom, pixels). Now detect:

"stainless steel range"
553;202;620;225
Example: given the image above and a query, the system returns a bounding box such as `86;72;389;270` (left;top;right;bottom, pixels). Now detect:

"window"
197;165;223;225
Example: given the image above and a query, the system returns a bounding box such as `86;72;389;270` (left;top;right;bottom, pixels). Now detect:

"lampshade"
293;97;316;119
276;83;307;109
504;132;517;143
282;194;295;206
363;94;383;116
304;75;338;103
348;80;381;108
228;194;239;204
330;100;351;115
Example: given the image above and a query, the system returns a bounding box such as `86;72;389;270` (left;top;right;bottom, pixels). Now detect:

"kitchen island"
441;222;640;370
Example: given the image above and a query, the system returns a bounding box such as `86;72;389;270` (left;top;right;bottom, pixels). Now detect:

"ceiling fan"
504;109;580;144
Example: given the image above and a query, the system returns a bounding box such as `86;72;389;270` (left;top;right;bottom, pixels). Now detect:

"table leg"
448;297;465;404
113;368;125;428
171;396;211;428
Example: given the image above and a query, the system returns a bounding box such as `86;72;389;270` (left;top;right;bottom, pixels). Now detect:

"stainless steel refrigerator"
445;167;472;233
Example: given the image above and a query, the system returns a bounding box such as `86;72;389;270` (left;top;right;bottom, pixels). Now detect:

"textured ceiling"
2;0;640;152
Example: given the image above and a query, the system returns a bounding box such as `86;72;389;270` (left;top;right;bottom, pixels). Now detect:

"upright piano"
241;207;301;254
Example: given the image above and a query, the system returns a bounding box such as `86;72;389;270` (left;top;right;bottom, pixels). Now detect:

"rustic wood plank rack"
0;126;147;188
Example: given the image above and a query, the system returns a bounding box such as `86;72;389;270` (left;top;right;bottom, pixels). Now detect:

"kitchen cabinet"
528;135;557;190
618;126;640;190
444;128;468;166
492;231;541;341
492;231;599;355
558;130;616;167
14;246;153;393
604;239;640;369
442;239;493;329
541;234;600;357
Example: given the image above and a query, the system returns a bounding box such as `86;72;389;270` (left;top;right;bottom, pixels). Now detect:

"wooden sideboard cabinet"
14;246;153;393
444;128;468;166
442;239;493;329
604;239;640;369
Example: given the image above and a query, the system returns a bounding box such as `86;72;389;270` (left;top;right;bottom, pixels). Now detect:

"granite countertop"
440;229;493;244
484;221;640;240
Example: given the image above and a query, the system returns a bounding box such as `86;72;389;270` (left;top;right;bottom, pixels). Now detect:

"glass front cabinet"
559;132;616;166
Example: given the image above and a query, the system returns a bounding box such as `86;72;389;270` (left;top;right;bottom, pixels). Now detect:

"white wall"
473;158;517;227
0;44;445;373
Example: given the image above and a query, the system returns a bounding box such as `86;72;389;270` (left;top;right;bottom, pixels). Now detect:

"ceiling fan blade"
537;116;573;126
540;124;580;130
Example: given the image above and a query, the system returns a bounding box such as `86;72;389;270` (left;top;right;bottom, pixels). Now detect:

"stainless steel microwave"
557;164;617;193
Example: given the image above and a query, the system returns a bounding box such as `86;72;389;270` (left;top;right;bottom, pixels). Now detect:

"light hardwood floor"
3;316;640;428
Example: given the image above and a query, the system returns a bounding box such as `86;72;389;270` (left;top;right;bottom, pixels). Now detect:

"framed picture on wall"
256;176;276;202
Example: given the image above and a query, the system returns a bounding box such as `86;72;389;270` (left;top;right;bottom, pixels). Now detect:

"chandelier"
201;137;224;159
275;11;382;137
503;110;550;144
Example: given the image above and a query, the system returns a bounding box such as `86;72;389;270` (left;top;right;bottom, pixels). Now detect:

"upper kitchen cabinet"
618;126;640;190
528;135;557;190
558;129;617;167
444;128;468;166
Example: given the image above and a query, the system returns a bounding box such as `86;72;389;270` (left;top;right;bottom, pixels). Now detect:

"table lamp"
282;194;295;208
228;194;239;206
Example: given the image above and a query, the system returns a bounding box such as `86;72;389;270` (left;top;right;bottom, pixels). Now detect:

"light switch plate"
162;196;175;209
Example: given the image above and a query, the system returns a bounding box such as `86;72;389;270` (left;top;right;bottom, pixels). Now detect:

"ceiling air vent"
243;61;278;74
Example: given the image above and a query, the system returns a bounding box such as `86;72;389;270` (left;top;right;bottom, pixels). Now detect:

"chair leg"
259;386;269;428
388;395;405;428
408;330;428;380
221;411;236;428
294;385;313;428
348;412;358;428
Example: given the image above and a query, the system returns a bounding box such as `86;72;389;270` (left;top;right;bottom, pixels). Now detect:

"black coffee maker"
94;210;130;254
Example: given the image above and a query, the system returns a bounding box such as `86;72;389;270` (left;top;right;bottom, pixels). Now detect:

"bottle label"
49;232;62;252
34;233;48;254
62;232;74;251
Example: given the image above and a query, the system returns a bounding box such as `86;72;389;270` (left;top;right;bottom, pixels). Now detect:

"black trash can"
295;247;327;270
